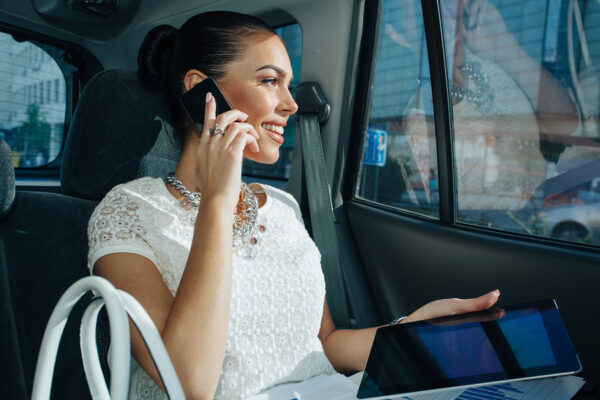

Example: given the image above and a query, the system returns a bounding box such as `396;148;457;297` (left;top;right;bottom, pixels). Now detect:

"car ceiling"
0;0;358;189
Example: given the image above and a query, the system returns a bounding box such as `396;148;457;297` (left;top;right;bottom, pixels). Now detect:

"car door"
337;0;600;384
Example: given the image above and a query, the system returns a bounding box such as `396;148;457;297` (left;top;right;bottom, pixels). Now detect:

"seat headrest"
61;69;182;200
0;139;15;218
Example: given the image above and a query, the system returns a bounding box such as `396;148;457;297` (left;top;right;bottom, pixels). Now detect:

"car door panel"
347;200;600;381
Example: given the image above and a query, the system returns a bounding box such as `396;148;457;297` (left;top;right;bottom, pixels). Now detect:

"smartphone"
180;77;232;126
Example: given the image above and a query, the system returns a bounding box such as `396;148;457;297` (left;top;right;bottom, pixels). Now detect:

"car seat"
0;138;95;399
61;69;181;201
0;69;181;399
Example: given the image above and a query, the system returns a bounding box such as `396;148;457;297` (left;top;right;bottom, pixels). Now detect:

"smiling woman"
87;10;500;400
91;12;334;399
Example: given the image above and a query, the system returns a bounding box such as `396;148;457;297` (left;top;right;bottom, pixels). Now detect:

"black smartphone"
180;77;232;126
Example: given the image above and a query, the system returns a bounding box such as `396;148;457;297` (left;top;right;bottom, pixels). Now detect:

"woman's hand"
401;290;500;324
195;92;259;210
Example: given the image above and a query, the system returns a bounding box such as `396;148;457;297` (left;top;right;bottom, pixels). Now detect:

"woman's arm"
319;290;500;373
94;89;259;400
95;196;233;400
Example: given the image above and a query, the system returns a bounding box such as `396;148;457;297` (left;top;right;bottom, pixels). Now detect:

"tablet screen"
357;299;581;398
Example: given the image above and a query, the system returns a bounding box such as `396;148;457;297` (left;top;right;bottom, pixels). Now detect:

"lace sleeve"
87;186;158;274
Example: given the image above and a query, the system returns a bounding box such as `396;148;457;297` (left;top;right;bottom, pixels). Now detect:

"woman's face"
217;33;298;164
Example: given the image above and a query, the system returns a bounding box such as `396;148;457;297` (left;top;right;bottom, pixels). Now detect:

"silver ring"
209;123;225;136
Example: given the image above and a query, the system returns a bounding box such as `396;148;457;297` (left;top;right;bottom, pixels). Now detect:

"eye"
260;78;278;86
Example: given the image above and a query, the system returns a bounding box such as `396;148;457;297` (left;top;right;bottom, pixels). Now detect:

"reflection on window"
242;23;301;181
357;0;439;218
0;33;70;168
439;0;599;246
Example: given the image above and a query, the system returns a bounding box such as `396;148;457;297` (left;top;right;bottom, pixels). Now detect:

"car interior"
0;0;599;399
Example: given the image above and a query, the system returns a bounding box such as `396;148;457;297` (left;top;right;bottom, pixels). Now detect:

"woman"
88;11;500;400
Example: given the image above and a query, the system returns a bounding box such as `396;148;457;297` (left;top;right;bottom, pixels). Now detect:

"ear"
183;69;208;91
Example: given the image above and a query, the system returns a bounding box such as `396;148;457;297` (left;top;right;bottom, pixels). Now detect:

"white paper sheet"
245;373;585;400
246;373;358;400
405;376;585;400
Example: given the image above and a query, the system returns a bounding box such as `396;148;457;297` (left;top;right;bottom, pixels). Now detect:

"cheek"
228;89;273;122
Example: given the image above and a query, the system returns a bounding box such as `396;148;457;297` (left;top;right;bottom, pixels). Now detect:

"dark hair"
137;11;277;140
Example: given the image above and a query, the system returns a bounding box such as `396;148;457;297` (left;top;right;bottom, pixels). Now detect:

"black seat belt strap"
295;82;350;328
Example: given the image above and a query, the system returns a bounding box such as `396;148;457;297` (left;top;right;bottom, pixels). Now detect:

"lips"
261;123;284;134
261;122;285;144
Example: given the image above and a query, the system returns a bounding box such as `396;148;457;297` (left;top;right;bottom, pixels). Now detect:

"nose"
279;86;298;115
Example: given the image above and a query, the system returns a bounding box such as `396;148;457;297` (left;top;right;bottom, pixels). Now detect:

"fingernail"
493;289;500;295
206;92;212;103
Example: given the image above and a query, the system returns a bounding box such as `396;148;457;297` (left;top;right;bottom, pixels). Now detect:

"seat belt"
295;82;350;328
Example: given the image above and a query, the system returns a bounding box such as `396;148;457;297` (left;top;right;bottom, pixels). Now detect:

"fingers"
215;110;249;133
230;128;259;154
222;122;259;144
433;307;506;326
459;289;501;313
201;92;217;141
202;93;248;136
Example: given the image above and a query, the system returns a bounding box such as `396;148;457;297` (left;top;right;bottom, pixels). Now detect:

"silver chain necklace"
165;175;201;208
165;174;260;259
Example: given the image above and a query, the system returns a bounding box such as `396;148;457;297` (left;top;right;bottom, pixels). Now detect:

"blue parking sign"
363;128;387;166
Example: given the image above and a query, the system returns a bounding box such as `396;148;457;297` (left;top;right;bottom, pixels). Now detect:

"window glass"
356;0;439;218
441;0;600;246
0;32;72;168
242;23;301;180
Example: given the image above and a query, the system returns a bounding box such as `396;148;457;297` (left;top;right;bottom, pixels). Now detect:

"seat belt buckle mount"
295;82;331;126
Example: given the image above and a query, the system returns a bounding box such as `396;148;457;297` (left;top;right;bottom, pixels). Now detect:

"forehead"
227;34;293;76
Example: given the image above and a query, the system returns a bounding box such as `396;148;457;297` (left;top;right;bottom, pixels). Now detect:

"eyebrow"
256;64;293;81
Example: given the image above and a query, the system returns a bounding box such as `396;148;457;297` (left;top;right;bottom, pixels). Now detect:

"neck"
171;137;203;193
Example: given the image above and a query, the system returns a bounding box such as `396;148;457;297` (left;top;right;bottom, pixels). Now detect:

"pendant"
180;199;194;210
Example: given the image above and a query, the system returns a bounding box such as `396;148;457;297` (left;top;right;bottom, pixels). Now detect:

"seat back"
0;139;97;399
1;69;180;399
61;69;181;200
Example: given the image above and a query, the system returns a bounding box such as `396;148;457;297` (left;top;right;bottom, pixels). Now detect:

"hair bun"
137;25;177;88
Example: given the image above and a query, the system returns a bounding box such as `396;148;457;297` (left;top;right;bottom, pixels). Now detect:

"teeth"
261;123;284;134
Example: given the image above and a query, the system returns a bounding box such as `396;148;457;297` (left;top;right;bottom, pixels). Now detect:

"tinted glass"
242;23;301;181
357;0;439;218
0;32;72;168
441;0;600;246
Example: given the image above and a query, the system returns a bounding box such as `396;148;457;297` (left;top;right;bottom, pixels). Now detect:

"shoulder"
105;176;163;200
89;177;164;226
94;177;163;209
87;177;163;272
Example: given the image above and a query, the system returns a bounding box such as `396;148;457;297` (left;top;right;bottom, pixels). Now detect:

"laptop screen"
357;299;581;399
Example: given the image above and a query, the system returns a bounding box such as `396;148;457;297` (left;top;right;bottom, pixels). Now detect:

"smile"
261;123;284;135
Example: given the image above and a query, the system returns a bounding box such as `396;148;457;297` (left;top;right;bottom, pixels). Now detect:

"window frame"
345;0;600;253
0;21;102;180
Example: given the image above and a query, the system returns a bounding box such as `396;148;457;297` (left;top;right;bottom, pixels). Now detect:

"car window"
356;0;439;218
440;0;599;246
0;32;75;169
242;22;301;181
355;0;600;247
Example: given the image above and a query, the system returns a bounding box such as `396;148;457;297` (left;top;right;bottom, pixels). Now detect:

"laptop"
357;299;582;399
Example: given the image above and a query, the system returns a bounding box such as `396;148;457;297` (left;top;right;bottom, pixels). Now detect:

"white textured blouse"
87;177;335;399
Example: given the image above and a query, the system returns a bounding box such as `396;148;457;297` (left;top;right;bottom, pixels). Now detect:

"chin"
244;148;281;164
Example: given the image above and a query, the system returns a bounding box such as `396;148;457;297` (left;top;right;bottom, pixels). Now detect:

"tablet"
357;299;582;399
